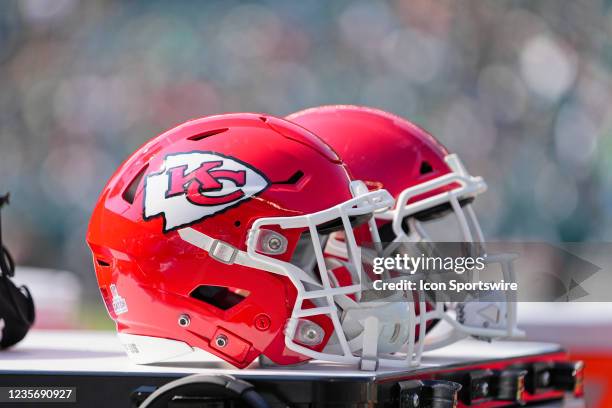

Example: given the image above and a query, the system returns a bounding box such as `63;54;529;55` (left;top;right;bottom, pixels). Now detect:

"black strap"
0;193;13;278
139;374;270;408
0;193;35;348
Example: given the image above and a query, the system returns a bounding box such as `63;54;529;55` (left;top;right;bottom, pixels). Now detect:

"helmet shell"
87;113;352;367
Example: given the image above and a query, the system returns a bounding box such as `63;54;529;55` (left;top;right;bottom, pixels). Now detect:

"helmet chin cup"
342;302;412;354
422;253;524;352
457;298;509;333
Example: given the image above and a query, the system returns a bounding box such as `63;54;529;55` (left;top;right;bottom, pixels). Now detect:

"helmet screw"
296;320;324;346
305;328;318;340
540;371;551;387
268;237;282;251
480;382;489;397
412;393;419;407
178;314;190;327
254;314;271;331
215;334;228;348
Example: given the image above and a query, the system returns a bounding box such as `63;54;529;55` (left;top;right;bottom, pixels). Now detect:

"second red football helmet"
287;105;522;351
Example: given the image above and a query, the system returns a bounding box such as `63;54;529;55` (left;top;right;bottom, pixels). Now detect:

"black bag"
0;194;35;349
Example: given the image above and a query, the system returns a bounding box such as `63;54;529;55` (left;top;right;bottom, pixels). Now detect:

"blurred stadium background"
1;1;611;321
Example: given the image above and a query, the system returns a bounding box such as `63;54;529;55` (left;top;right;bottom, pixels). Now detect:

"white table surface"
0;330;563;379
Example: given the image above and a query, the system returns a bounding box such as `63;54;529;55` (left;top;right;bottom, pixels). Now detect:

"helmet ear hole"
190;285;249;311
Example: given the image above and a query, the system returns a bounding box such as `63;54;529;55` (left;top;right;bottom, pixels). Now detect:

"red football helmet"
87;113;439;370
287;105;522;351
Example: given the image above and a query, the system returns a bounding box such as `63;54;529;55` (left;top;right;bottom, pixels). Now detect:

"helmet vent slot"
420;161;433;175
122;164;148;204
273;170;304;185
190;285;249;311
96;258;111;267
187;128;229;141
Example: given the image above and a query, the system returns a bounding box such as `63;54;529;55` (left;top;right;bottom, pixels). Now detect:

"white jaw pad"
118;333;194;364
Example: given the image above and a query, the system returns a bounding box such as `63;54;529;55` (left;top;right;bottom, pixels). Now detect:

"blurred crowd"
1;0;611;294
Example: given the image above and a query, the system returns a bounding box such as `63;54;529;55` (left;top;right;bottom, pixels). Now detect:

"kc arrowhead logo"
144;151;270;232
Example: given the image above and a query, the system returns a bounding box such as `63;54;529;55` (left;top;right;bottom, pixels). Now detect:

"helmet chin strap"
179;227;322;287
359;316;380;371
